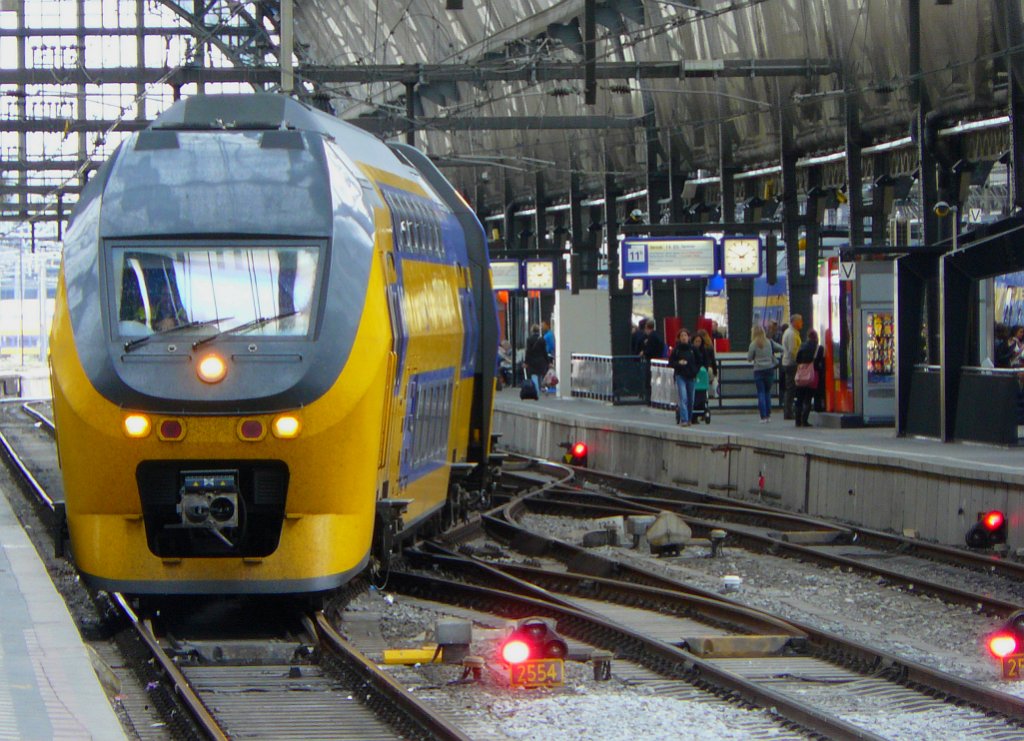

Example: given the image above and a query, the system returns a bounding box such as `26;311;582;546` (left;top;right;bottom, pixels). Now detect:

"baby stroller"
691;366;712;424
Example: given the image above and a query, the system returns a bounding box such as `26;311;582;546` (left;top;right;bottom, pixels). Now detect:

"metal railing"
570;354;648;405
570;352;779;411
0;375;21;398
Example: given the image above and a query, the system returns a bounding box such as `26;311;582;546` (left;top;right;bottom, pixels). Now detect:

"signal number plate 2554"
510;658;564;688
1003;654;1024;680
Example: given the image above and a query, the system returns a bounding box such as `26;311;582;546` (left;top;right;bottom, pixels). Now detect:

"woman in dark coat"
524;324;549;398
668;328;700;425
793;330;819;427
811;329;826;411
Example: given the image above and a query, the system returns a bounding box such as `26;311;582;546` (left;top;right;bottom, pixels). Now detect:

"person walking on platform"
781;314;803;419
669;328;700;425
995;324;1013;368
638;319;666;403
638;319;665;360
793;329;820;427
810;329;826;412
1011;325;1024;367
748;325;782;423
696;328;719;397
524;324;549;399
542;320;555;359
630;318;647;355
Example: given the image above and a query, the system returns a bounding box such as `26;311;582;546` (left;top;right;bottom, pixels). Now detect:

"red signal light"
561;440;589;467
501;639;531;665
984;511;1005;530
989;633;1018;659
967;509;1009;548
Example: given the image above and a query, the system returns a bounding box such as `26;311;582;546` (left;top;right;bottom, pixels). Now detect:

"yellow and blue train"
49;93;498;594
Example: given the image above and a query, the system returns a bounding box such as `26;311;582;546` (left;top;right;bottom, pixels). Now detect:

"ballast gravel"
516;512;1024;699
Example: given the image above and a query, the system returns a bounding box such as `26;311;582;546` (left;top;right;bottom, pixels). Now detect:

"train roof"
149;93;410;178
153;94;346;135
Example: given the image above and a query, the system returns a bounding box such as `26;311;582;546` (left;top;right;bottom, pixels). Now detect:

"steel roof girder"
0;59;838;87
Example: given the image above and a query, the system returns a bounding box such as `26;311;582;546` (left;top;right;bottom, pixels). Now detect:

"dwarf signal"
965;509;1008;549
499;617;568;687
987;610;1024;679
560;440;588;467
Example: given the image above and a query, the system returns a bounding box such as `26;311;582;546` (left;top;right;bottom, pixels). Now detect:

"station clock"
524;260;555;290
722;237;761;277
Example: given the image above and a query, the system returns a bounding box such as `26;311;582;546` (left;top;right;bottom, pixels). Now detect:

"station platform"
0;486;125;740
493;389;1024;550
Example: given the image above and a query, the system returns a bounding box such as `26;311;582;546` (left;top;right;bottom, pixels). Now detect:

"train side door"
379;251;405;488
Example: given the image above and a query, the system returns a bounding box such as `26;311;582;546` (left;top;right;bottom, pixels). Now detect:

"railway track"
576;467;1024;600
110;593;471;741
415;476;1024;738
6;401;1024;738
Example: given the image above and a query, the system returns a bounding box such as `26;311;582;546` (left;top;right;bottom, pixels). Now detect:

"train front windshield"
110;244;321;340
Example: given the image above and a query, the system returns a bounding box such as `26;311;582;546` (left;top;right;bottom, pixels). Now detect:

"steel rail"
536;488;1024;617
314;613;471;741
0;401;224;739
387;569;880;741
414;544;803;639
480;495;1024;725
0;416;55;511
20;401;54;433
575;467;1024;581
112;593;229;741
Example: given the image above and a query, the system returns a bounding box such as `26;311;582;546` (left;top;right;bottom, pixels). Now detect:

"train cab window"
110;244;321;341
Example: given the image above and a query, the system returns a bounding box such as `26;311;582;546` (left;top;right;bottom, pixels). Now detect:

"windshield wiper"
123;317;233;352
191;310;299;350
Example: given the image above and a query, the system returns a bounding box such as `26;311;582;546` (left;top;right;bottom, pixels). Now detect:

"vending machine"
854;261;896;423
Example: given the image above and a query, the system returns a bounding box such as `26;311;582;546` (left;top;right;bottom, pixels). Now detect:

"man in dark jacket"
630;318;647;355
637;319;665;404
637;319;665;360
524;324;549;398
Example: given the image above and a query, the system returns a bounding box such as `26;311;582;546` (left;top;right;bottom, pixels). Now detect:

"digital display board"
621;238;716;279
490;260;521;290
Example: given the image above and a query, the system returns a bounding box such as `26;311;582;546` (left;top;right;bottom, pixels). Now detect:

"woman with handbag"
793;330;820;427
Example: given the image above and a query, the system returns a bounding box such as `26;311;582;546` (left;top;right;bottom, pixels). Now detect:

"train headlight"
123;414;151;438
272;415;301;439
197;353;227;384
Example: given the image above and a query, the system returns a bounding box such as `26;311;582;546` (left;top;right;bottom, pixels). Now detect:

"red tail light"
238;419;265;441
572;442;587;457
